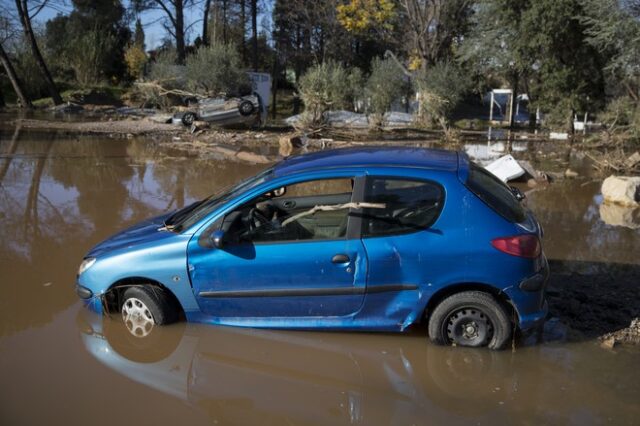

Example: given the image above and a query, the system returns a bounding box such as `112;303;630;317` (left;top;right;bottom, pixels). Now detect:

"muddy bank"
11;118;182;137
546;260;640;346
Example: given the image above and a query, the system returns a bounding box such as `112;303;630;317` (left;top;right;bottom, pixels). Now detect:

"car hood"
87;212;175;258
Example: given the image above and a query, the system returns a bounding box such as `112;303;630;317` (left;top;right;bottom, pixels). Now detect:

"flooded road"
0;125;639;425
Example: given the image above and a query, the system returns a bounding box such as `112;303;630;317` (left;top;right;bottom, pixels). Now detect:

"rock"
192;120;210;129
278;135;305;151
600;337;617;350
601;175;640;207
564;168;579;178
625;151;640;169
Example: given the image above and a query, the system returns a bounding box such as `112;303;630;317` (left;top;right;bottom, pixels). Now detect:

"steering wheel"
393;203;438;221
248;207;271;231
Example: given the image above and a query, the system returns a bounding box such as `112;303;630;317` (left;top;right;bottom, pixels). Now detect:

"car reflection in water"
77;309;531;425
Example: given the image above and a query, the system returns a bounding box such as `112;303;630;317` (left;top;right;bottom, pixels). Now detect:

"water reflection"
78;309;640;425
0;129;265;336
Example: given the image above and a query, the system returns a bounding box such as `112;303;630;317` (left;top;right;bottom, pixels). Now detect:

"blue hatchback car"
76;147;548;350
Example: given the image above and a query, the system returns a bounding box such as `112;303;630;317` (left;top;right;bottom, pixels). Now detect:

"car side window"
362;178;444;237
222;178;355;244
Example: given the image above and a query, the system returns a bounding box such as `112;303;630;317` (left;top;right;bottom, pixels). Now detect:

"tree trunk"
175;0;186;64
508;75;519;129
15;0;62;105
271;50;278;119
222;0;228;44
251;0;258;71
0;43;32;109
240;0;246;64
202;0;212;46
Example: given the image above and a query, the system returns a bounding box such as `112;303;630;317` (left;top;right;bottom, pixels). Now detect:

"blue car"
76;147;548;350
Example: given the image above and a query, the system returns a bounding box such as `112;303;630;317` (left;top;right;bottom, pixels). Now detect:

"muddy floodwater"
0;124;639;425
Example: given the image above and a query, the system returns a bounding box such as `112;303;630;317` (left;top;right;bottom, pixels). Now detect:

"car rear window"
361;178;444;237
466;162;526;223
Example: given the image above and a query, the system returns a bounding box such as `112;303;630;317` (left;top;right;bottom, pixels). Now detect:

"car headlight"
78;258;96;276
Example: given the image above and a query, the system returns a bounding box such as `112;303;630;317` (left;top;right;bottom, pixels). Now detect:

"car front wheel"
428;291;512;350
120;286;178;335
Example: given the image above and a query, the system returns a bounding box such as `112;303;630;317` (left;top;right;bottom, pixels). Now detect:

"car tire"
181;111;197;126
121;285;178;326
428;291;512;350
238;100;255;116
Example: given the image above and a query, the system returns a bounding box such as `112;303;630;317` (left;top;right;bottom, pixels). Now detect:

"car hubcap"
445;308;493;347
122;297;154;337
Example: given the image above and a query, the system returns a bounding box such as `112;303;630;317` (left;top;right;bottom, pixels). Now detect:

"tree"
13;0;62;104
0;16;31;107
45;0;131;85
400;0;474;71
134;18;145;49
0;42;32;107
459;0;531;127
521;0;606;130
250;0;257;70
581;0;640;102
132;0;194;64
202;0;212;46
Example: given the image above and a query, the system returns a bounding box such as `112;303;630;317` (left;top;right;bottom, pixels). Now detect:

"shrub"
124;44;147;80
185;44;249;97
297;61;351;126
415;61;470;131
365;57;407;128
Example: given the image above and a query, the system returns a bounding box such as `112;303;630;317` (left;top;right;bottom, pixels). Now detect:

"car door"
187;176;368;318
359;176;447;294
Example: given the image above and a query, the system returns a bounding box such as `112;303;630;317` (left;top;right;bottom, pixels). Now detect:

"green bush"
600;96;640;140
415;61;470;131
297;61;351;126
365;57;407;128
185;44;249;97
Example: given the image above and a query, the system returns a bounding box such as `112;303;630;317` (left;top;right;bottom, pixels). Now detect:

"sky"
32;0;273;50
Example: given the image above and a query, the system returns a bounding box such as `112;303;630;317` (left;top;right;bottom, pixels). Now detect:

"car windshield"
165;166;275;233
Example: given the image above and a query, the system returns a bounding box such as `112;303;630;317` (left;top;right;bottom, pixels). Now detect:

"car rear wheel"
181;111;197;126
428;291;512;350
121;286;178;334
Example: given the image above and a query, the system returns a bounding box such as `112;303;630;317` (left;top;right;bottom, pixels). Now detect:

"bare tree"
0;15;32;108
0;43;32;108
400;0;473;70
133;0;194;64
250;0;257;70
202;0;212;45
13;0;63;104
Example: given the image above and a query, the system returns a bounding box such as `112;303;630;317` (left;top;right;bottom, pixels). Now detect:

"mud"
0;122;639;425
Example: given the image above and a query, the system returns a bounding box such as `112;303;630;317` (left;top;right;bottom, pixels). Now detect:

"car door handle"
332;254;350;264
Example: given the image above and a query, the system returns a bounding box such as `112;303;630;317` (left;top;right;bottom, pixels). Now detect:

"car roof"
274;147;460;177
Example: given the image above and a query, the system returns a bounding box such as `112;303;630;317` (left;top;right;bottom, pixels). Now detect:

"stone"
600;336;617;350
601;175;640;207
564;169;579;178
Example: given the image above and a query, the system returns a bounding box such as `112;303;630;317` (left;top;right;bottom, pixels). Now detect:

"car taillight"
491;235;541;258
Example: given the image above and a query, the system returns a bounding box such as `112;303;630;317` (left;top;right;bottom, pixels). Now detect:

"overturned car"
177;93;263;127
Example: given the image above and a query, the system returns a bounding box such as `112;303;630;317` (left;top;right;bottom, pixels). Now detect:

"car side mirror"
211;230;225;249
